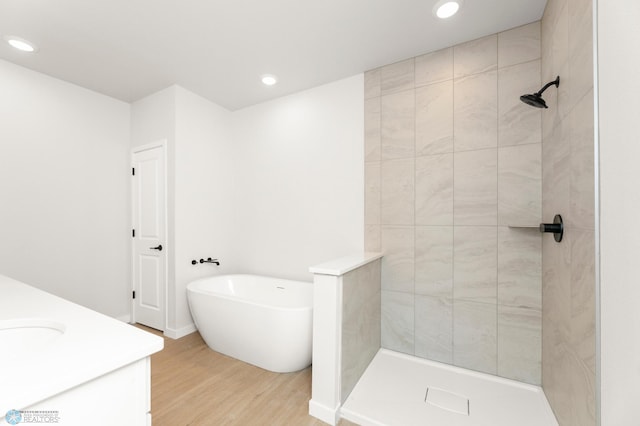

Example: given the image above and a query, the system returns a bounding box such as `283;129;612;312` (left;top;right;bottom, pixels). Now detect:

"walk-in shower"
349;6;597;422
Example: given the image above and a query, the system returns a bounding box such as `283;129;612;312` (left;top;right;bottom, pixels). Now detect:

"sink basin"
0;319;66;362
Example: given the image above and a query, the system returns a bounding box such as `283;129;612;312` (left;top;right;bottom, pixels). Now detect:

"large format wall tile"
568;0;593;112
570;229;596;371
381;290;414;355
569;220;597;426
542;118;570;220
498;227;542;310
416;81;453;155
364;224;380;252
415;153;453;225
570;230;596;426
542;202;573;425
454;148;498;225
498;305;541;384
365;20;550;385
542;0;567;51
544;344;572;426
415;48;453;87
498;143;542;226
381;226;414;293
454;71;498;151
498;61;542;147
415;295;453;363
365;162;380;225
498;22;541;69
415;226;453;297
569;89;595;230
365;97;381;162
381;59;415;95
381;158;414;225
570;348;596;426
381;90;415;160
542;222;596;426
342;261;381;402
543;0;570;119
364;68;381;99
453;35;497;78
453;226;497;304
542;224;572;347
454;300;497;374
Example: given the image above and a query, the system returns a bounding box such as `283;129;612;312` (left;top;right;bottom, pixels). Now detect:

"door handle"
150;245;163;251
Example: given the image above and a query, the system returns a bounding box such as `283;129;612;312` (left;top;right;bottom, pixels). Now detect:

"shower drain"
424;387;470;415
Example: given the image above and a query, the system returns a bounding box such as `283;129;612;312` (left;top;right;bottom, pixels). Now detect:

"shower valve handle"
539;215;563;243
150;244;163;251
539;223;561;233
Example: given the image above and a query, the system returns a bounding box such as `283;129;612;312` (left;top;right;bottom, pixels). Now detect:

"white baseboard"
164;323;197;339
116;314;132;323
309;400;340;426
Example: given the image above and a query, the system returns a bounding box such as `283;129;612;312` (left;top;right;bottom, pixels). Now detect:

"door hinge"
132;291;136;299
132;167;135;176
132;229;135;238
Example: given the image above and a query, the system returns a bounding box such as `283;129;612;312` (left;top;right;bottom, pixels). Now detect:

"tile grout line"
378;73;383;348
412;57;417;357
375;74;382;245
495;36;500;376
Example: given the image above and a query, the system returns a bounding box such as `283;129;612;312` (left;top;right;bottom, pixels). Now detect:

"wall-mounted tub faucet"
191;257;221;265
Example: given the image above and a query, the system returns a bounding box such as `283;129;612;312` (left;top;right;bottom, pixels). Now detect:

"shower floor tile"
341;349;558;426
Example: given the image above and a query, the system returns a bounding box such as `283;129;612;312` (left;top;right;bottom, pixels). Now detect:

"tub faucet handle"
199;258;220;266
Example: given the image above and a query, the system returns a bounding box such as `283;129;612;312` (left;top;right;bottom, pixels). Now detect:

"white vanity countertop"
0;274;164;415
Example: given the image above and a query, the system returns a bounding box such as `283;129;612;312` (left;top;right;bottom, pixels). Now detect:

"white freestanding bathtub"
186;274;313;373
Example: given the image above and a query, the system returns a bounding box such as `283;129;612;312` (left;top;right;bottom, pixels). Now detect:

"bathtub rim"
186;273;313;313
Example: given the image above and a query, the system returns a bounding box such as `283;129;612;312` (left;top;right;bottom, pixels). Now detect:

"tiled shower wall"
341;259;381;403
541;0;596;424
364;22;544;384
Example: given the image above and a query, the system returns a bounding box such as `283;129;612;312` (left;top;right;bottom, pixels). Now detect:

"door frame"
131;140;168;331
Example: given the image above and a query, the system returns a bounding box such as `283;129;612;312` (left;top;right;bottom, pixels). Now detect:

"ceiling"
0;0;547;111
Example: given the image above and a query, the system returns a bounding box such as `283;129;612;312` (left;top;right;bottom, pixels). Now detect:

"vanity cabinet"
24;358;152;426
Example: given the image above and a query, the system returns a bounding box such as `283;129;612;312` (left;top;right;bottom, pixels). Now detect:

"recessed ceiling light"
4;35;38;52
261;74;278;86
433;0;463;19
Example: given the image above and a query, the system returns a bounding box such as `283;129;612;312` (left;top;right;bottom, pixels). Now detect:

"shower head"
520;93;548;108
520;76;560;109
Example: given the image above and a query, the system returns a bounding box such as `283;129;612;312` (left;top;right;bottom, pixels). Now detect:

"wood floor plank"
137;325;358;426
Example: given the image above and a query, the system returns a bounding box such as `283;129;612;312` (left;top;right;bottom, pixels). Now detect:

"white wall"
232;75;365;282
173;87;236;329
0;60;363;332
130;86;177;328
597;1;640;424
0;59;131;318
131;86;176;149
131;77;364;333
130;86;238;332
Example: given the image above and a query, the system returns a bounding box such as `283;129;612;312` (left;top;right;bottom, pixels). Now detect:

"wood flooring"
138;325;357;426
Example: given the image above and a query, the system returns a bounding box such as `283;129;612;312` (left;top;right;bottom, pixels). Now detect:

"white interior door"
132;144;166;331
